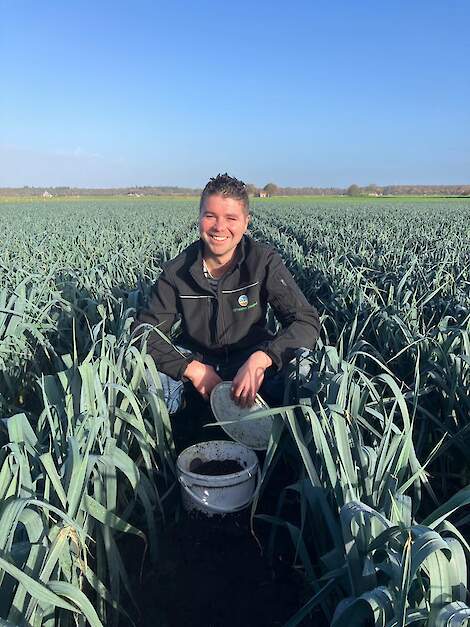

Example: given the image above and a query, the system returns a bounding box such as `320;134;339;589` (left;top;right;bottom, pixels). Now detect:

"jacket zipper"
215;274;228;347
209;296;217;345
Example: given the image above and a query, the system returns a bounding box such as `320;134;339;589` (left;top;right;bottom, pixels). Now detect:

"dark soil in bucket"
123;510;314;627
189;458;244;475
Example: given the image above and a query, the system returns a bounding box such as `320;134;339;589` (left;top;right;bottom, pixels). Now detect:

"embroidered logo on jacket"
238;294;249;307
233;300;257;313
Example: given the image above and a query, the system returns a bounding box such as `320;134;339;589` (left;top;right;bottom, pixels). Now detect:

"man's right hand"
183;360;222;401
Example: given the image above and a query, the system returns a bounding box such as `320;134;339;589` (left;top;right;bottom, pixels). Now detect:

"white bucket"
176;440;260;516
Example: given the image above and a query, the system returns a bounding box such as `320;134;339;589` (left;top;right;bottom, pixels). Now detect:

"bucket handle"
179;468;261;514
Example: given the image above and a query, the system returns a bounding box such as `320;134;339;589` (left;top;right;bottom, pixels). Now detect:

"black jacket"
133;235;320;380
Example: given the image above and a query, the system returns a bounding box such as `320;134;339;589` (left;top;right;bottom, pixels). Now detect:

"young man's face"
199;194;250;264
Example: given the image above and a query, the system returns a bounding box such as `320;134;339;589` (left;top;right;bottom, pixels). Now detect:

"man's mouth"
209;234;229;242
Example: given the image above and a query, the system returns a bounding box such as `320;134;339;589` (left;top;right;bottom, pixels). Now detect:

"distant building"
42;190;53;198
257;191;269;198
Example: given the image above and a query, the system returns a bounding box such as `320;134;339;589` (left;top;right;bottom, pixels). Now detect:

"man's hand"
231;351;273;408
183;360;222;401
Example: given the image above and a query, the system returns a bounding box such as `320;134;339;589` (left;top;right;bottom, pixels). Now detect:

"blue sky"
1;0;469;187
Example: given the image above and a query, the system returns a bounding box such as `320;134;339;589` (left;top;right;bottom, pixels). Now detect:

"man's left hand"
231;351;273;408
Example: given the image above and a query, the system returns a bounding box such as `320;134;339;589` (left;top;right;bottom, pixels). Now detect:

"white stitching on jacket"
180;295;216;299
221;281;259;294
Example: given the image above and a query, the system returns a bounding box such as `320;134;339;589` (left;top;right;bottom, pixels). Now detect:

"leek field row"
0;197;469;626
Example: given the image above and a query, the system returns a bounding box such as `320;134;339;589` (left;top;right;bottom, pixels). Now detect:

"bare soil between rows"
122;393;321;626
129;512;309;627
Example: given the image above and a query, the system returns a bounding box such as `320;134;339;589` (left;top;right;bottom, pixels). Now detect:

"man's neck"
203;250;238;278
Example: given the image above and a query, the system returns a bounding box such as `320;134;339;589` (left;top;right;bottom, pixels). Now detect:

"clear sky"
1;0;469;188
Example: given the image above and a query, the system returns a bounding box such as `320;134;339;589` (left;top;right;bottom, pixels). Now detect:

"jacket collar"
188;235;249;289
188;241;207;288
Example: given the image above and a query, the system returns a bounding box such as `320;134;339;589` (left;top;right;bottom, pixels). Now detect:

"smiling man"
133;173;320;413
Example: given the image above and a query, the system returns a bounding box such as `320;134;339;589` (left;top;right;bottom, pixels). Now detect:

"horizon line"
1;183;470;190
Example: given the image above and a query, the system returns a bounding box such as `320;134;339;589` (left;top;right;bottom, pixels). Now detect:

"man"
133;173;320;413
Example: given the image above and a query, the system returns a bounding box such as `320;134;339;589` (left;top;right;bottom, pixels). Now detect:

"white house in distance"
42;190;53;198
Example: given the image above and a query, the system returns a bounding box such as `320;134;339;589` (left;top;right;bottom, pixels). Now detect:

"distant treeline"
262;183;470;196
1;184;470;197
0;186;200;197
343;184;470;197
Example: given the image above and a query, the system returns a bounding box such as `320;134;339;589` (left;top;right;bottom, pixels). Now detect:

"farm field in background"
0;197;469;626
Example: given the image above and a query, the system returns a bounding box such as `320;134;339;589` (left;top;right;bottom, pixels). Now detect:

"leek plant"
0;317;175;626
0;278;62;415
254;343;470;626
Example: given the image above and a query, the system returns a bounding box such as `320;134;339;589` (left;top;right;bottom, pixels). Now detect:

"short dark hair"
199;173;249;214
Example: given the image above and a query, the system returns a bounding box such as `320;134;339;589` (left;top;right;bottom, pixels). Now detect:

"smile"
209;234;229;241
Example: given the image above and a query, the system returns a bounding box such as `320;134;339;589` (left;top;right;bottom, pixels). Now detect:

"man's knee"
146;370;185;414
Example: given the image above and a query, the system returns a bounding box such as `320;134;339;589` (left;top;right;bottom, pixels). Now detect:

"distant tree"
347;184;361;197
263;183;279;195
365;183;383;196
245;183;258;196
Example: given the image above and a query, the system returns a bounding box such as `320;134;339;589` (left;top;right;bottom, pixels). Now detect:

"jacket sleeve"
263;250;320;370
131;266;195;380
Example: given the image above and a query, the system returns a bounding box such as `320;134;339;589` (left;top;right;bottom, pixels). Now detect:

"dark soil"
120;391;320;627
189;458;244;475
128;512;309;627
